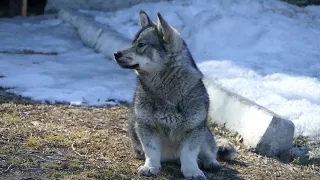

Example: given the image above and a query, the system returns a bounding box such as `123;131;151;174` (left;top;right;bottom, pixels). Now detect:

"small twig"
71;143;88;157
27;153;49;161
20;167;40;172
110;126;128;133
46;156;67;161
27;153;58;162
0;49;58;56
97;154;111;163
4;164;14;173
0;140;8;144
26;150;40;154
27;151;86;163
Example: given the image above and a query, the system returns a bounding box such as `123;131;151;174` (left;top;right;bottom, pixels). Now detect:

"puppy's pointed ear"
157;12;172;42
139;10;155;28
157;12;183;53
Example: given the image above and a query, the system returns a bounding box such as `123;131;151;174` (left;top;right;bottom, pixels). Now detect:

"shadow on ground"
151;161;244;180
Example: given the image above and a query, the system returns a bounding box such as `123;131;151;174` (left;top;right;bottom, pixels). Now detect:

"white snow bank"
0;15;136;106
79;0;320;138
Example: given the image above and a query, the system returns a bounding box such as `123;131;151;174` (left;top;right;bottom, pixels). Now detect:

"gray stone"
289;147;310;164
279;146;310;164
204;79;295;157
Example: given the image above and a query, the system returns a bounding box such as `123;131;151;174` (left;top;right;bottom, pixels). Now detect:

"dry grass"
0;95;319;179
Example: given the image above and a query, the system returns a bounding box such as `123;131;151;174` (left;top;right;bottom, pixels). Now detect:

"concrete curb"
57;9;295;157
204;79;295;157
57;9;131;58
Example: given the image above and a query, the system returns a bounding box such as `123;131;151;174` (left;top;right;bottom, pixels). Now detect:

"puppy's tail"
216;138;238;161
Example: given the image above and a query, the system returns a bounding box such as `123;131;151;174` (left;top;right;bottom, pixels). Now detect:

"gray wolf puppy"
114;11;237;179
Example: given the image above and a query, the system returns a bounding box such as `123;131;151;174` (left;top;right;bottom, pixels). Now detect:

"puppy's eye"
137;43;146;48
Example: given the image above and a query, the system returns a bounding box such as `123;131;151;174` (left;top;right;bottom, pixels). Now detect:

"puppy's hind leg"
198;126;221;172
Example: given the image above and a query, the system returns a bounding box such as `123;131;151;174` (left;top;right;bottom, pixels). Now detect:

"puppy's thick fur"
114;11;237;179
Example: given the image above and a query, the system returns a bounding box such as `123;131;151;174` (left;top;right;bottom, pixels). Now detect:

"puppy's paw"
138;165;161;177
201;160;222;172
187;174;207;180
181;167;207;180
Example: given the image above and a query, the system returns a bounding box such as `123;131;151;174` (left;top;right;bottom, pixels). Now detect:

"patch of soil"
0;103;319;180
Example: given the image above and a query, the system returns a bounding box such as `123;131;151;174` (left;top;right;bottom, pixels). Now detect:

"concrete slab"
204;78;295;157
57;9;130;58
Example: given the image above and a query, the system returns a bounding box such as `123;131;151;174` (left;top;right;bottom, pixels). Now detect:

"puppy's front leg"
180;129;207;180
136;124;161;177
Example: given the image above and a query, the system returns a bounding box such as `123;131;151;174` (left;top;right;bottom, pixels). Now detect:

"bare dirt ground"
0;91;319;180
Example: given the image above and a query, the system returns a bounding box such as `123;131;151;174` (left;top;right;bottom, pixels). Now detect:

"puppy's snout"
114;51;122;59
